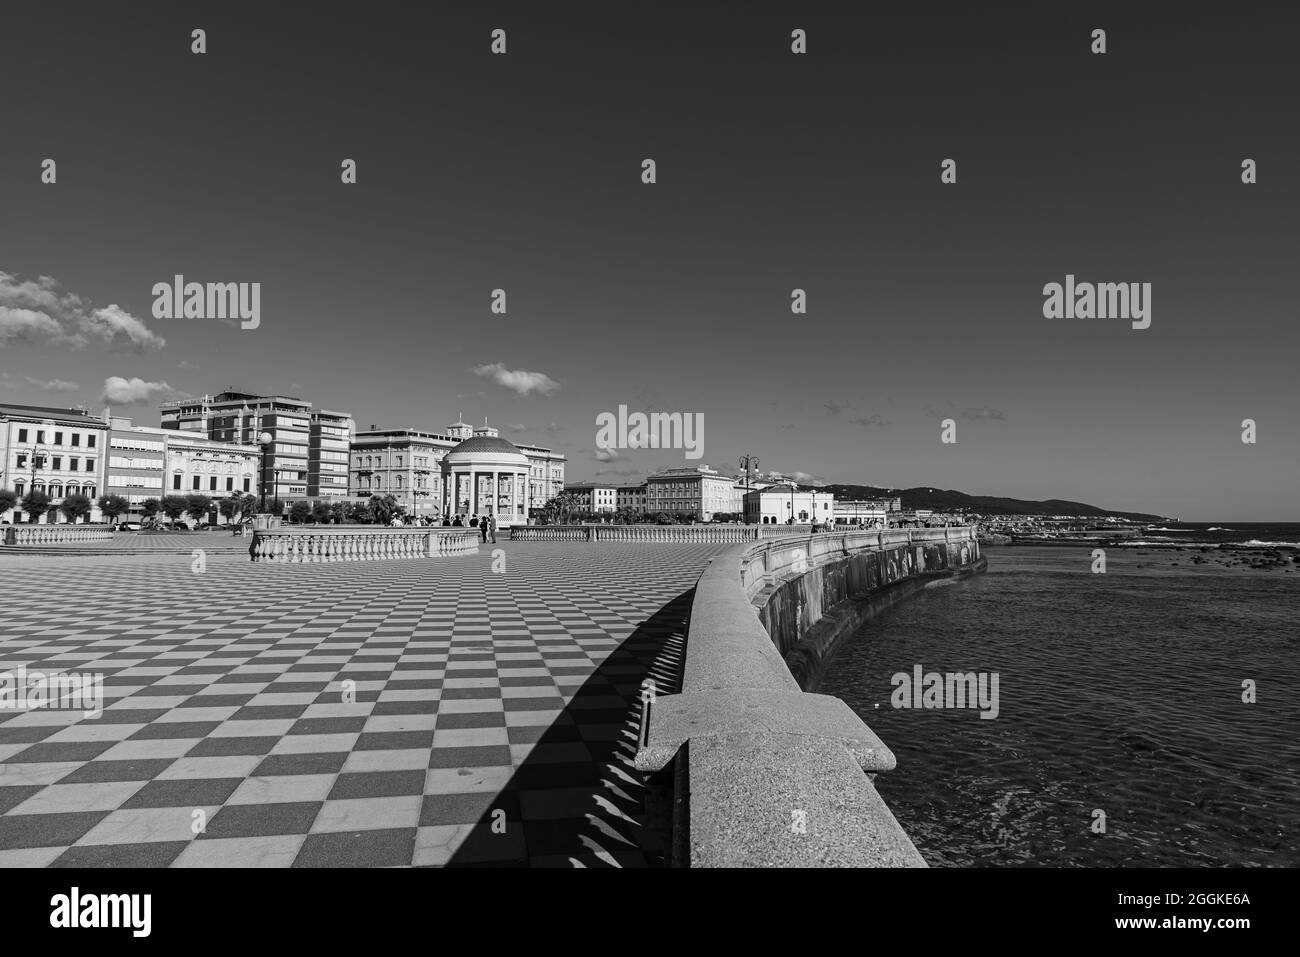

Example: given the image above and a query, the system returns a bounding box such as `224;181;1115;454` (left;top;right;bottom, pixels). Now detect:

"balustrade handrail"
3;524;115;545
249;526;480;562
635;525;981;867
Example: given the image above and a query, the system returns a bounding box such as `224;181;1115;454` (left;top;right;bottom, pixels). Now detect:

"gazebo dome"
445;435;528;460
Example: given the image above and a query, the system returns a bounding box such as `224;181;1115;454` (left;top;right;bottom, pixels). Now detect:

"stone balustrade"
636;525;982;867
2;525;115;546
249;526;480;563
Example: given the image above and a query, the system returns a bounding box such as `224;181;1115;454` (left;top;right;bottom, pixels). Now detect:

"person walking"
488;513;497;544
480;514;490;543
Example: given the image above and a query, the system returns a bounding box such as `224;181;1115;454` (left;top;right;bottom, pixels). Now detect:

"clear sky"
1;3;1296;520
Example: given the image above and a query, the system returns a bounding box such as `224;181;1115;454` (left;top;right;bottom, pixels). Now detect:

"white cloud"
101;376;176;405
0;271;165;351
473;362;559;396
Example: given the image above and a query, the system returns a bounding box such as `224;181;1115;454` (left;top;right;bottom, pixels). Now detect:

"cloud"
100;376;178;405
594;447;619;462
776;423;797;430
824;400;845;416
178;360;199;370
506;423;527;433
850;414;889;427
595;467;641;478
25;376;80;393
473;363;559;396
962;406;1006;421
0;271;165;351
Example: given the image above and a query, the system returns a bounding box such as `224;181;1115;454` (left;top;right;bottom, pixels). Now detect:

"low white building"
744;486;835;525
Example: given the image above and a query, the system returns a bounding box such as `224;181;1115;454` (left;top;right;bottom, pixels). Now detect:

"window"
14;482;24;497
243;478;250;492
226;477;233;491
193;477;200;490
210;477;217;491
33;455;45;469
18;428;27;442
87;435;96;448
85;459;94;471
70;459;79;471
71;433;79;447
15;454;26;469
55;431;63;445
173;475;182;490
52;457;62;470
36;430;45;443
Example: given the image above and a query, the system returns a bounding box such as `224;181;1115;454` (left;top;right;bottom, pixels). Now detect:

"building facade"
615;483;647;514
0;404;109;523
645;465;738;521
564;482;617;513
833;500;891;526
161;391;354;503
744;486;836;525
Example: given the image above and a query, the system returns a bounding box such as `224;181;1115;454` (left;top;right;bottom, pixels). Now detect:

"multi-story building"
833;501;889;527
106;418;166;519
0;404;109;523
351;427;449;520
615;483;647;514
106;416;258;521
161;391;353;503
350;417;565;521
744;486;836;525
645;465;738;521
564;482;617;513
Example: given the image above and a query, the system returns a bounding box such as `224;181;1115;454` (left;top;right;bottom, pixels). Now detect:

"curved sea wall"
635;527;985;867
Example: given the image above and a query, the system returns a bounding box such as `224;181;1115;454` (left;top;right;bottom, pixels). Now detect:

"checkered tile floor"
0;543;724;867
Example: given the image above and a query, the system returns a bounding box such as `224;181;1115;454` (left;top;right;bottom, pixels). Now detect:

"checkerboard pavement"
0;542;725;867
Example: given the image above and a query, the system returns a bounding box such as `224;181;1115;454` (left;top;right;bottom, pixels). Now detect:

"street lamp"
258;431;273;512
739;453;758;524
27;446;48;524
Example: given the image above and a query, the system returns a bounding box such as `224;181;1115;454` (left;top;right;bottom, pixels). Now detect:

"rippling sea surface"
816;546;1300;867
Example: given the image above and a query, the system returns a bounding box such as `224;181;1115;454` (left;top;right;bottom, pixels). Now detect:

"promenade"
0;541;727;867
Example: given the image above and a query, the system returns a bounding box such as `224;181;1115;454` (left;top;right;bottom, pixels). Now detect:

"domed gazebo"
440;421;532;525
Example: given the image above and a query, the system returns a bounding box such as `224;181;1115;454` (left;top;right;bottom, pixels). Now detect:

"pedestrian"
488;513;497;544
480;515;489;543
470;515;479;529
442;515;451;527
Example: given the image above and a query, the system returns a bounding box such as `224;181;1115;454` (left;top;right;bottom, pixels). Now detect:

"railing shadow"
442;589;693;868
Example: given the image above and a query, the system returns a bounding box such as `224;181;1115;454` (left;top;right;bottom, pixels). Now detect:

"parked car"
116;522;142;531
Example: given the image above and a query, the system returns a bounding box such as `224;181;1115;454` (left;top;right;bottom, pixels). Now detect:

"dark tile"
253;752;349;777
128;721;221;740
288;716;367;735
427;745;513;770
202;801;322;838
327;770;425;800
0;785;45;815
435;711;506;730
354;730;433;751
177;694;255;709
370;699;439;716
0;725;62;744
123;777;243;809
0;811;108;850
94;708;168;725
51;841;189;868
57;759;176;783
2;741;114;763
420;790;519;827
501;697;565;712
292;827;416;867
229;704;309;721
185;736;280;757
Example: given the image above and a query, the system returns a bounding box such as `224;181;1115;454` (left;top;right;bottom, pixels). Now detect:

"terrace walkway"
0;541;727;867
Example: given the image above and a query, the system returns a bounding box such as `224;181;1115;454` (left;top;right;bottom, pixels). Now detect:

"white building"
645;465;738;521
744;485;835;525
1;404;109;523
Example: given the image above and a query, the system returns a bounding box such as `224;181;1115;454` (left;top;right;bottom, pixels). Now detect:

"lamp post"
28;446;48;524
258;431;273;512
738;453;758;524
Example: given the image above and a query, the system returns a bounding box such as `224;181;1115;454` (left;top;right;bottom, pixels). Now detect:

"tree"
0;488;16;516
141;498;161;520
289;501;312;524
160;495;189;527
61;493;93;524
97;493;130;523
185;494;212;524
236;494;257;522
329;501;348;524
369;494;400;525
349;500;374;524
311;501;331;524
21;490;51;524
218;497;239;522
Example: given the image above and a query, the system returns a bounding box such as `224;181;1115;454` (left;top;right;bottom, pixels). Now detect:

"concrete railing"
2;525;115;546
636;526;982;867
250;526;480;562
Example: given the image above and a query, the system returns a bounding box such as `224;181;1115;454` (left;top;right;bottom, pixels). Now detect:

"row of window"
11;482;96;500
14;428;97;448
14;454;96;472
171;475;253;493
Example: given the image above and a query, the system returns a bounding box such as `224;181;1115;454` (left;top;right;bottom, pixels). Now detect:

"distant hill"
816;484;1165;523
